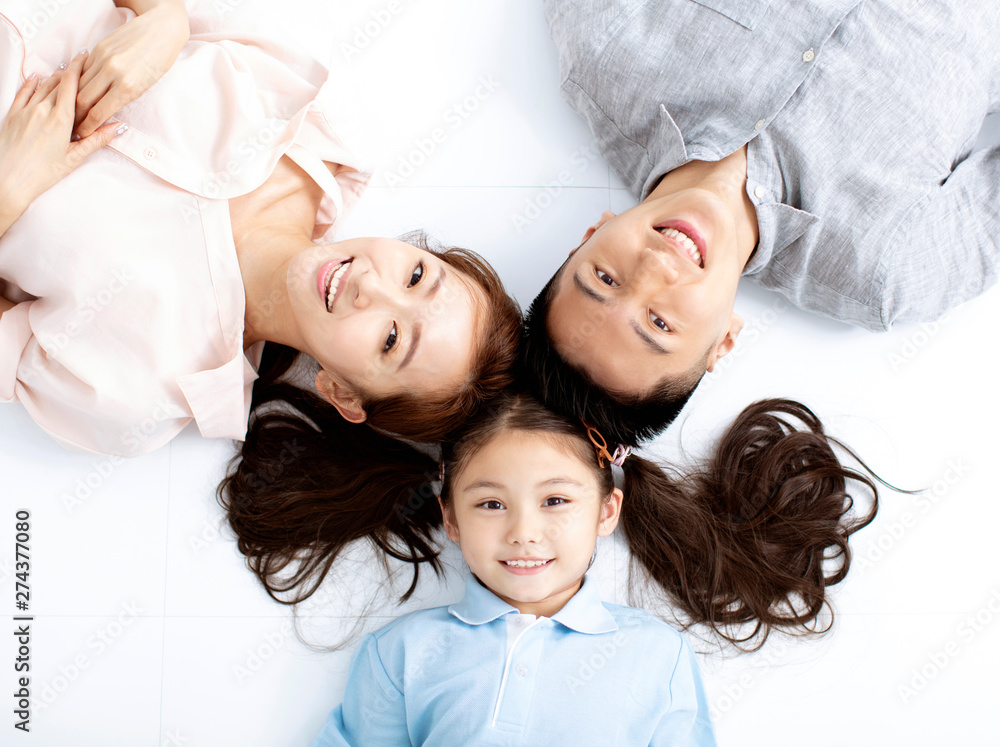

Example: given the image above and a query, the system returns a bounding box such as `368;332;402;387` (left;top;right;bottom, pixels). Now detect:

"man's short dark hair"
519;260;703;446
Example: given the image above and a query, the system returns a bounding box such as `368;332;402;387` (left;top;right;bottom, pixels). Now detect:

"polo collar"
448;574;618;635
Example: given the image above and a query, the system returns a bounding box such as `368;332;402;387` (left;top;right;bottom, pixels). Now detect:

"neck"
647;145;759;270
237;227;310;350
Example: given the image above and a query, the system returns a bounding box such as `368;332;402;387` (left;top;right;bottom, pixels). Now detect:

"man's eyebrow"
573;272;608;304
398;266;444;371
630;319;669;355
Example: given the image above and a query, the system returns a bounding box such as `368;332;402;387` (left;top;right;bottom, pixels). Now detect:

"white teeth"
503;559;549;568
657;227;703;267
325;261;351;312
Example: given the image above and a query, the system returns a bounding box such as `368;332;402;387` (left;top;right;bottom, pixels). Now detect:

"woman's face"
286;237;482;421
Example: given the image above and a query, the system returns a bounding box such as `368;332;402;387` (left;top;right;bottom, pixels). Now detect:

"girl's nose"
506;510;543;545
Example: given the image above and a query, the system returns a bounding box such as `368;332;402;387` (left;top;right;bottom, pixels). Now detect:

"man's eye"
596;269;618;287
480;500;504;510
408;262;424;288
383;322;398;353
650;312;670;332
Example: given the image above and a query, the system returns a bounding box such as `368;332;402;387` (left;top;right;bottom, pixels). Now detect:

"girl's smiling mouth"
501;558;554;574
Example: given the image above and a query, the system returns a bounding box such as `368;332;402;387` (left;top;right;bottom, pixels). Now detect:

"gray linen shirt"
544;0;1000;330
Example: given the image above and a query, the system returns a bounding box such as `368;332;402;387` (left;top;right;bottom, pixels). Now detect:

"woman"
0;0;521;456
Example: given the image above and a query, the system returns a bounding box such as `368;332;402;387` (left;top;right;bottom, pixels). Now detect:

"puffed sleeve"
310;634;411;747
649;639;717;747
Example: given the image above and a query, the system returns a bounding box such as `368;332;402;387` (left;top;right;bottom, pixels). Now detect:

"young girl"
308;392;879;745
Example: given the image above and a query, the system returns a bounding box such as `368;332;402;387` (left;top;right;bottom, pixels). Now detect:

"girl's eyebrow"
463;480;505;492
538;477;584;487
461;476;584;492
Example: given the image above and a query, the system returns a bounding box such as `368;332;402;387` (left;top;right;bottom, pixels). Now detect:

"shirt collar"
448;574;618;635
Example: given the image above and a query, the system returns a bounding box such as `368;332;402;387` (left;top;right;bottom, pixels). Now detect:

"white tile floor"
2;1;999;744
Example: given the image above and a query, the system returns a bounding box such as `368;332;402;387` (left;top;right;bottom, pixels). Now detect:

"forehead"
455;429;599;489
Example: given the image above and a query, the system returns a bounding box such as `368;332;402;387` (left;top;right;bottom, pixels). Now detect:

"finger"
9;74;39;112
76;88;125;140
65;121;121;169
30;72;63;105
54;55;86;113
74;76;113;136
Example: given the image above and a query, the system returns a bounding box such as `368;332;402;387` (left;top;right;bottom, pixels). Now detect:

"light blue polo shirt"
311;574;716;746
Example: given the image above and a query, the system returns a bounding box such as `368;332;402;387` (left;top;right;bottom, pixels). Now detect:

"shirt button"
754;119;765;131
802;48;815;63
754;185;766;199
516;665;528;678
143;147;157;160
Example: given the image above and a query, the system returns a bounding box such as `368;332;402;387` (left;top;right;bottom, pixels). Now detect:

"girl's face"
442;430;622;617
286;237;483;422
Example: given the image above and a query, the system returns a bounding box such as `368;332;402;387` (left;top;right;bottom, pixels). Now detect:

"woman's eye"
408;261;424;288
383;322;398;353
650;312;670;332
596;269;618;287
544;496;567;507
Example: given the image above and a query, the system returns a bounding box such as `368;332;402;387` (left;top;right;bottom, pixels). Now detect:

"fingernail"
114;124;129;137
58;63;67;70
71;133;81;142
26;73;37;81
78;49;88;56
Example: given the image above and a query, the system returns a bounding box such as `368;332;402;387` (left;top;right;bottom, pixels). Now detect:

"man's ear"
597;487;624;537
574;210;617;253
314;370;367;423
705;313;745;373
439;497;460;543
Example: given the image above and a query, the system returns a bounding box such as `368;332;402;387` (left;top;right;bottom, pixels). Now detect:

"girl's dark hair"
441;392;880;650
218;236;521;604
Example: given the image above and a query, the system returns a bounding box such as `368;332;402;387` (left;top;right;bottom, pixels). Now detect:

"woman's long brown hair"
218;238;521;604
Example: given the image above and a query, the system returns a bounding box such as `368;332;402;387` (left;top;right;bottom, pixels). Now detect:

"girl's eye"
544;496;567;507
596;269;618;287
650;311;670;332
479;500;504;510
408;261;424;288
383;322;398;353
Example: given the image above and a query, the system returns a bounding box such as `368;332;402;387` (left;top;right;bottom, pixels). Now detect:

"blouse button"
144;147;157;160
754;185;766;199
802;48;815;63
516;665;528;678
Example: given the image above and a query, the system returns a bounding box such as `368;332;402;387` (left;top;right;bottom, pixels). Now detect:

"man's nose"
634;246;681;289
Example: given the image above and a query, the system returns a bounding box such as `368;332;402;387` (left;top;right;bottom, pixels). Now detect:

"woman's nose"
353;271;401;311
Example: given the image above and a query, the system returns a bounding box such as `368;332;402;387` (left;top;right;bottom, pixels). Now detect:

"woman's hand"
0;55;121;234
73;0;189;139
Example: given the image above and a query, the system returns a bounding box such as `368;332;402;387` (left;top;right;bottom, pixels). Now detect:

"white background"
1;0;999;745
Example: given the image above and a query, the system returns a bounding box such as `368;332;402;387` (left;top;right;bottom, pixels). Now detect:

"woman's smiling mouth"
318;259;353;312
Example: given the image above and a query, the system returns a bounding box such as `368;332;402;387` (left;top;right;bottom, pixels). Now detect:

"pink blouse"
0;0;370;456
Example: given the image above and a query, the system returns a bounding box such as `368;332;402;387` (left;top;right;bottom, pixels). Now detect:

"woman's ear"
314;370;367;423
439;497;460;543
597;487;624;536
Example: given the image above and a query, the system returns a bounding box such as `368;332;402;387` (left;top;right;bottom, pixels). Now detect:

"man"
523;0;1000;444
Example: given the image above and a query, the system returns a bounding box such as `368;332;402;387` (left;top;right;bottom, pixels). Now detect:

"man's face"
547;188;746;397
